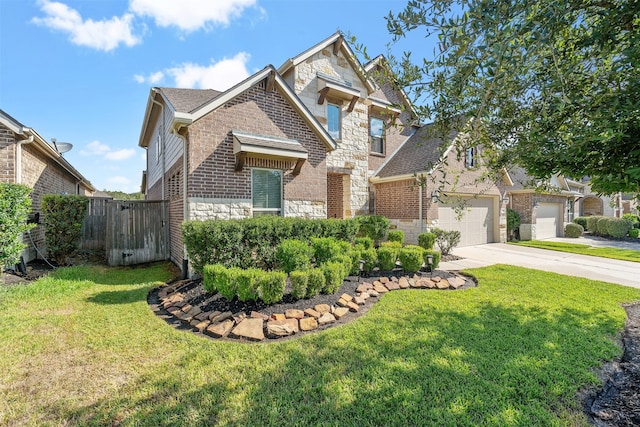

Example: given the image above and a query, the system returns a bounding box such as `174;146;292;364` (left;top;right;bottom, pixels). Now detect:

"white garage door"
536;203;561;240
437;196;495;247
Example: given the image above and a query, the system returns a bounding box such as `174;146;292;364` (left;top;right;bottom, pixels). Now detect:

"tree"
382;0;639;196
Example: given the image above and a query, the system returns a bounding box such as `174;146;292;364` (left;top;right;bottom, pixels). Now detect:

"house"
0;109;95;262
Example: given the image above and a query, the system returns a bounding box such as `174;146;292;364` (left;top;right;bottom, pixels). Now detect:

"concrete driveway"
440;236;640;288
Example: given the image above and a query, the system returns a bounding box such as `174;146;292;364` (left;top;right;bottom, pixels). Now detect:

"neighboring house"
0;109;95;262
573;177;630;218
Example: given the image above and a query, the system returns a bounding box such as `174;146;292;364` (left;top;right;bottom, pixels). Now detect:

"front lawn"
511;240;640;263
1;263;639;426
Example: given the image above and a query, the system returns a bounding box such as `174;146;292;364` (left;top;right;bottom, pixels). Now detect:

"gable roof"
138;65;337;152
372;124;458;181
277;31;376;94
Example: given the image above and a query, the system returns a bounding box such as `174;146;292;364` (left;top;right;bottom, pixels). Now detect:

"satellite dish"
51;138;73;155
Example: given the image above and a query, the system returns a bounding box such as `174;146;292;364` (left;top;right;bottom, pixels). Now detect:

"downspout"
15;134;34;184
419;183;423;234
175;128;189;279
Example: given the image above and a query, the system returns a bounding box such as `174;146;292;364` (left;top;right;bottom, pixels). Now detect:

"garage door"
437;196;495;247
536;203;561;239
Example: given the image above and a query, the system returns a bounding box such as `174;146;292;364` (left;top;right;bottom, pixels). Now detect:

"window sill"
369;152;386;158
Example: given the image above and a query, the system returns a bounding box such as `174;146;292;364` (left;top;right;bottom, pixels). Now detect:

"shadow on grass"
86;287;149;305
60;290;623;426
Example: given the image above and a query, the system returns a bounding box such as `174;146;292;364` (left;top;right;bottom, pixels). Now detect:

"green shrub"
259;271;287;305
202;264;227;293
573;216;588;229
311;237;342;265
606;218;633;238
379;241;402;249
564;223;584;238
586;215;603;234
305;268;325;298
216;266;237;300
507;208;521;239
289;270;308;300
355;236;373;250
351;246;377;274
622;213;640;228
356;215;389;244
630;229;639;238
596;217;611;236
418;232;436;250
398;246;424;273
432;228;461;255
322;261;344;294
275;239;312;273
331;254;353;279
422;249;442;270
0;183;35;267
41;194;89;265
182;220;243;273
377;246;399;271
235;268;260;302
387;230;405;244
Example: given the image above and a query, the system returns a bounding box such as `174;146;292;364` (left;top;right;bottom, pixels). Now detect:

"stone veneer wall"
290;47;370;217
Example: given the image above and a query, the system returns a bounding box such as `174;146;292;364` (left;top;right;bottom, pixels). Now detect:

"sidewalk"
439;240;640;289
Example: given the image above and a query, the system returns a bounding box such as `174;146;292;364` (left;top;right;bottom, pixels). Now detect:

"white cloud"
129;0;256;32
166;52;251;89
32;0;141;52
80;140;136;161
134;71;165;85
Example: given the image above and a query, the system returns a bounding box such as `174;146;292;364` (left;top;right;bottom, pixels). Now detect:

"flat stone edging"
148;271;476;343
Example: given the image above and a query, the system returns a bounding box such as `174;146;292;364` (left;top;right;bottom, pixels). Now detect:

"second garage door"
437;196;495;247
536;203;562;239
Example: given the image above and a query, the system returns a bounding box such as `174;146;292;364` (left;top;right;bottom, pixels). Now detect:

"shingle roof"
158;87;221;113
375;124;457;178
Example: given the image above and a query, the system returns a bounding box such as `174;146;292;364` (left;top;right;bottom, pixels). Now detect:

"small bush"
289;270;308;300
202;264;227;293
622;213;639;228
379;241;402;249
387;230;405;244
573;216;588;229
331;254;353;279
507;208;521;239
356;215;390;244
422;249;442;270
564;223;584;238
322;261;344;294
377;246;399;271
586;215;602;234
234;268;260;302
216;266;237;300
630;229;639;238
41;194;89;265
275;239;312;273
259;271;287;304
432;228;461;255
0;183;35;267
607;218;633;238
596;217;611;236
352;246;377;274
306;268;326;298
418;232;436;250
398;246;424;273
312;237;342;265
355;236;373;250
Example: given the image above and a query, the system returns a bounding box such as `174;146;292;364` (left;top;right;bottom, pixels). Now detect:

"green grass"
1;262;639;426
510;240;640;263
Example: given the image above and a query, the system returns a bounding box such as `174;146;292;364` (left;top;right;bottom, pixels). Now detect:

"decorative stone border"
149;272;475;342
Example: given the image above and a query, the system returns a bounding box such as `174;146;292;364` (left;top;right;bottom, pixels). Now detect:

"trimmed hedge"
607;218;633;238
622;213;639;228
596;217;611;236
418;232;436;250
630;229;639;238
234;268;260;302
312;237;343;265
564;223;584;238
259;271;287;305
322;261;344;294
377;246;399;271
41;194;89;265
423;249;442;270
0;183;34;267
351;245;377;274
573;216;588;229
355;236;373;250
399;246;424;273
586;216;602;234
183;217;358;274
306;268;325;298
275;239;312;273
387;230;405;244
356;215;389;244
289;270;308;300
203;264;226;293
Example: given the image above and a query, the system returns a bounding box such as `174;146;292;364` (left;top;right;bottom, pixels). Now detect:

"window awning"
317;73;362;112
232;131;308;175
368;97;402;115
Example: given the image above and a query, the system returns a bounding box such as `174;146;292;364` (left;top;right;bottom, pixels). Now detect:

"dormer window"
466;147;477;168
327;103;341;140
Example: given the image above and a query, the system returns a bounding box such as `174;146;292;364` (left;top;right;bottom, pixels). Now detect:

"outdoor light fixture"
426;254;434;276
502;195;510;204
359;259;365;276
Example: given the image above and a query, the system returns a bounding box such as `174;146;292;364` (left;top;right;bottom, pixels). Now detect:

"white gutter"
15;133;34;184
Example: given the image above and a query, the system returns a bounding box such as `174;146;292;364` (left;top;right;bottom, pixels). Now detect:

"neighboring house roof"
372;124;458;181
505;166;583;197
139;65;337;152
277;31;376;94
0;109;96;192
158;88;221;113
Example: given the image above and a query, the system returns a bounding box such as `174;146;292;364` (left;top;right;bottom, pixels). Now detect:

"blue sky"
0;0;429;193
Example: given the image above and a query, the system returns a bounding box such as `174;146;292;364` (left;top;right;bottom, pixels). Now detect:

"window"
466;147;477;168
252;169;282;217
370;117;385;154
156;134;162;165
327;103;341;139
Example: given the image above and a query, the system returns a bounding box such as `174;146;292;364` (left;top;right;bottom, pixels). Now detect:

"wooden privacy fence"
81;198;170;266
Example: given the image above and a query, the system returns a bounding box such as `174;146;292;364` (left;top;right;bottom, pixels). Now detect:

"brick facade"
327;174;344;218
0;124;16;183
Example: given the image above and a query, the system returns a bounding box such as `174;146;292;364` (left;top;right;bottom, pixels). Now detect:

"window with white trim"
466;147;477;168
327;103;341;140
370;117;385;154
252;168;282;217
